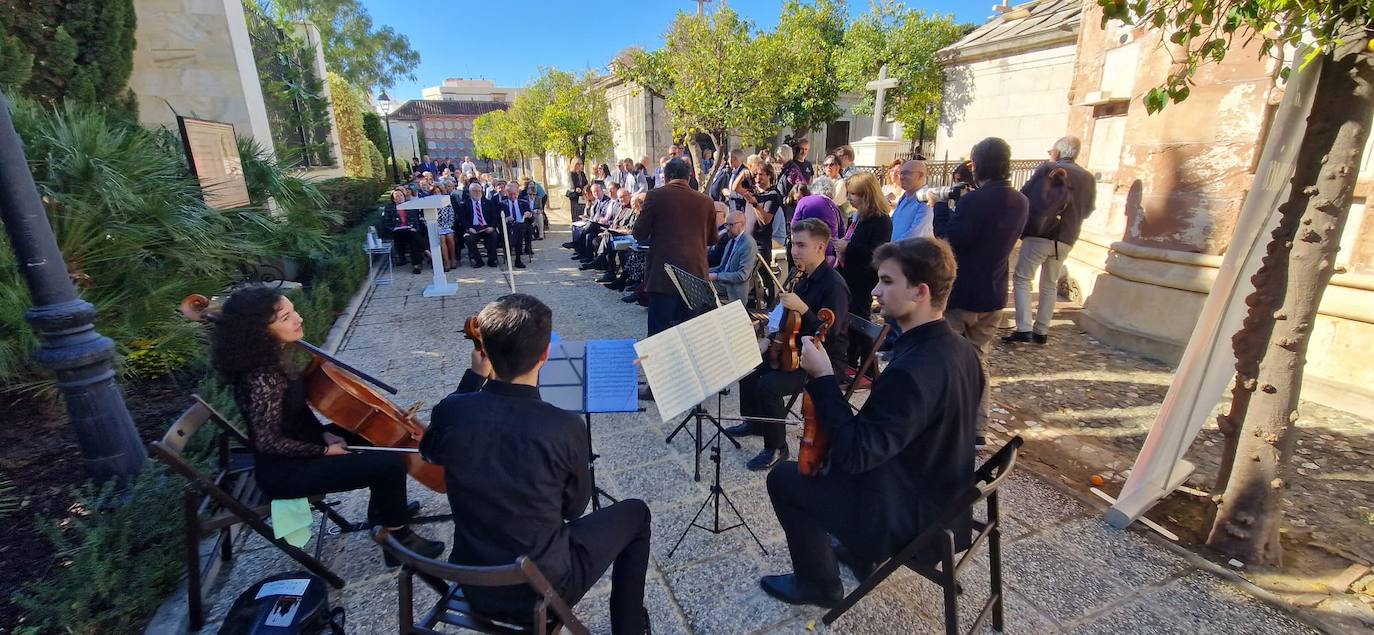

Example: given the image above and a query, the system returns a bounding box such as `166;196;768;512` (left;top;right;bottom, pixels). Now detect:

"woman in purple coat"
792;178;844;266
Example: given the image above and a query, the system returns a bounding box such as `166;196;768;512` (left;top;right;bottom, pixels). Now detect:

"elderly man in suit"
709;209;758;305
461;182;502;268
633;157;719;338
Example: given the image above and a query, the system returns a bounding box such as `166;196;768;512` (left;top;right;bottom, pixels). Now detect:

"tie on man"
473;200;486;227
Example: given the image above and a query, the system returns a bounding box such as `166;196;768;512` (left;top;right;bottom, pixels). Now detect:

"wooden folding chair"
149;395;348;630
372;528;589;635
823;436;1025;634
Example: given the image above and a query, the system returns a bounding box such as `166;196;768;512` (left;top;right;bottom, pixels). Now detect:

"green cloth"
270;498;313;548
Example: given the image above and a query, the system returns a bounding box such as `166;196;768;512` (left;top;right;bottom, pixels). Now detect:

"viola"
797;308;836;477
463;316;482;352
180;294;447;493
766;269;804;371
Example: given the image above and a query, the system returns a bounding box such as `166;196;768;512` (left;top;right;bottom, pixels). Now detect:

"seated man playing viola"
758;237;982;607
420;294;652;634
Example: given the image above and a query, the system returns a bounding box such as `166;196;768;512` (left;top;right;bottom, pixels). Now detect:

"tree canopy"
833;2;968;140
0;0;138;118
540;69;614;164
267;0;420;91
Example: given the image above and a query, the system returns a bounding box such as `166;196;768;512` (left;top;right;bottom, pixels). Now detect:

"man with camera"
1005;136;1096;345
937;138;1028;446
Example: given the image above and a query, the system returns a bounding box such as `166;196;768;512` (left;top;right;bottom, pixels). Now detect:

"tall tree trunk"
1207;38;1374;565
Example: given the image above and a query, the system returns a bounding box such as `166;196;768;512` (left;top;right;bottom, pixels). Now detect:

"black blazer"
942;180;1028;313
457;196;501;232
493;196;533;224
806;318;982;563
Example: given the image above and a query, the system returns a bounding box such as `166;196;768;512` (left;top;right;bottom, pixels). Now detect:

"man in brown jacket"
633;158;719;337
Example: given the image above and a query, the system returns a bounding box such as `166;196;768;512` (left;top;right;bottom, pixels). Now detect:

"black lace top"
232;370;327;458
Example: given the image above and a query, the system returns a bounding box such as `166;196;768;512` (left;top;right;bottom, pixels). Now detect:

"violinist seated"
758;238;982;609
211;286;444;565
725;218;849;472
420;294;653;635
460;182;503;268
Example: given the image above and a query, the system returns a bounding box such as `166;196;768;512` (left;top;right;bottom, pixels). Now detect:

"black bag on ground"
218;571;344;635
1023;166;1074;240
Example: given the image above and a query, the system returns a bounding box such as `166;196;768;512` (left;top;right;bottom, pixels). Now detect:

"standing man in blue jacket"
936;137;1028;445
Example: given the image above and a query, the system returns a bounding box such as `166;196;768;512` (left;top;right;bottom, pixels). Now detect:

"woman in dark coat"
836;172;893;376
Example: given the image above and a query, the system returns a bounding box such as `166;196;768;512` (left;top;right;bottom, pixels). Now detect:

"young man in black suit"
460;181;502;268
760;237;982;608
420;294;652;634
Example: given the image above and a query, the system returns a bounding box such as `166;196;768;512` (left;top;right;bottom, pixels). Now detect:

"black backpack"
1023;166;1074;240
219;571;344;635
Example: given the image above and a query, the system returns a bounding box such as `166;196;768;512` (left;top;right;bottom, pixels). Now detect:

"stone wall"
129;0;275;153
937;42;1078;160
605;80;671;166
1062;2;1374;414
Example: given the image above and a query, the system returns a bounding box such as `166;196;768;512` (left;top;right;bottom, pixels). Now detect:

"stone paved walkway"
184;222;1330;634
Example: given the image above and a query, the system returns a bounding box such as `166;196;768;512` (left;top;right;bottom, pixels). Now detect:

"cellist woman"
725;218;849;471
211;286;444;565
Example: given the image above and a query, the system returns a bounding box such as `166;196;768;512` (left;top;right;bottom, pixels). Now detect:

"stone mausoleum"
940;0;1374;414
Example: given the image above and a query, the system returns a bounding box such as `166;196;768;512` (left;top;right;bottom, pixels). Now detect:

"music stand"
540;337;639;511
662;264;741;480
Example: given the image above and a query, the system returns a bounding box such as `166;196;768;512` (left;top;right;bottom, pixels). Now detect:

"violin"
766;269;804;371
463;316;482;352
180;294;447;493
797;308;836;477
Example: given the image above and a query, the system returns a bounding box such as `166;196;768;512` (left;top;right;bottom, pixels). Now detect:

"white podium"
397;194;458;297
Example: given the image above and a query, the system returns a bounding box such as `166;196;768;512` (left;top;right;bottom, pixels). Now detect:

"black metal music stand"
662;264;740;481
540;338;639;511
667;388;768;558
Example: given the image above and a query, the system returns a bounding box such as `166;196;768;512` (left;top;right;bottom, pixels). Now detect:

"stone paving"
182;221;1333;634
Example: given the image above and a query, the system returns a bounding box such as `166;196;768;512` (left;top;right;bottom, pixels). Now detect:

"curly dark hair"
211;286;288;379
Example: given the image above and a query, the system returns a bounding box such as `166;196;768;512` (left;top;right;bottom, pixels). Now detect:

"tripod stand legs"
666;427;768;558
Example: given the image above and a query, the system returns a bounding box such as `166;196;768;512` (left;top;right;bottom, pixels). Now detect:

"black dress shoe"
411;265;422;274
514;259;526;269
471;259;484;268
724;421;761;438
1003;331;1033;344
487;259;500;267
562;241;575;249
747;447;788;471
833;541;876;581
596;272;617;283
1032;332;1048;345
606;280;628;291
758;574;842;608
383;527;445;568
621;292;639;303
579;261;597;270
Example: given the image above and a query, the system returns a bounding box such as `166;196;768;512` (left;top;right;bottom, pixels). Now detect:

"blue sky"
361;0;991;101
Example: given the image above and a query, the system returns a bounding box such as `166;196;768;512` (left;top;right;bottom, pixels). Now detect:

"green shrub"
12;465;185;634
365;139;388;187
315;176;385;231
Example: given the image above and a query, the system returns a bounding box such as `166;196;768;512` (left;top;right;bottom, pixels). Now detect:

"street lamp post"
379;90;400;184
0;92;146;483
916;104;933;159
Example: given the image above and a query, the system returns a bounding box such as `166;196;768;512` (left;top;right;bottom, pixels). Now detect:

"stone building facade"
128;0;343;179
936;0;1081;161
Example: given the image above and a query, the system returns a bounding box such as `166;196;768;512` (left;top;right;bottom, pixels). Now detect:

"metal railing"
854;159;1044;190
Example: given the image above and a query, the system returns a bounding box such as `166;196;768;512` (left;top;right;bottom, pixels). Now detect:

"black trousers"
646;291;689;336
766;461;862;590
391;227;426;266
501;223;526;262
562;499;652;635
739;365;807;451
579;224;605;258
255;450;409;527
464;229;500;264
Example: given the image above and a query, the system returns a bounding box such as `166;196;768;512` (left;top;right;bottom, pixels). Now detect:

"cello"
180;294;448;493
797;308;836;476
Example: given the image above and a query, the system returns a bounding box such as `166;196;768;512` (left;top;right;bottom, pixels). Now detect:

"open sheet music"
634;301;762;422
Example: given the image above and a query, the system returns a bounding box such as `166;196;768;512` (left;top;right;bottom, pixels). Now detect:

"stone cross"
865;64;900;138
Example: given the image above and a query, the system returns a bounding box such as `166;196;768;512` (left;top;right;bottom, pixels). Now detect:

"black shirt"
792;261;850;375
806;318;981;562
420;370;591;610
752;189;783;250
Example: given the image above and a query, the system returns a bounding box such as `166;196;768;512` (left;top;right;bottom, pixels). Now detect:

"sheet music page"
678;309;737;395
585;339;640;413
634;330;703;422
718;301;763;377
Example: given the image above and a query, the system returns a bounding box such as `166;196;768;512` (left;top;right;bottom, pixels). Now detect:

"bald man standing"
890;160;933;241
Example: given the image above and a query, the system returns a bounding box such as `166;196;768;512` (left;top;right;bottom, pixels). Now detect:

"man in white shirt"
460;155;477;178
